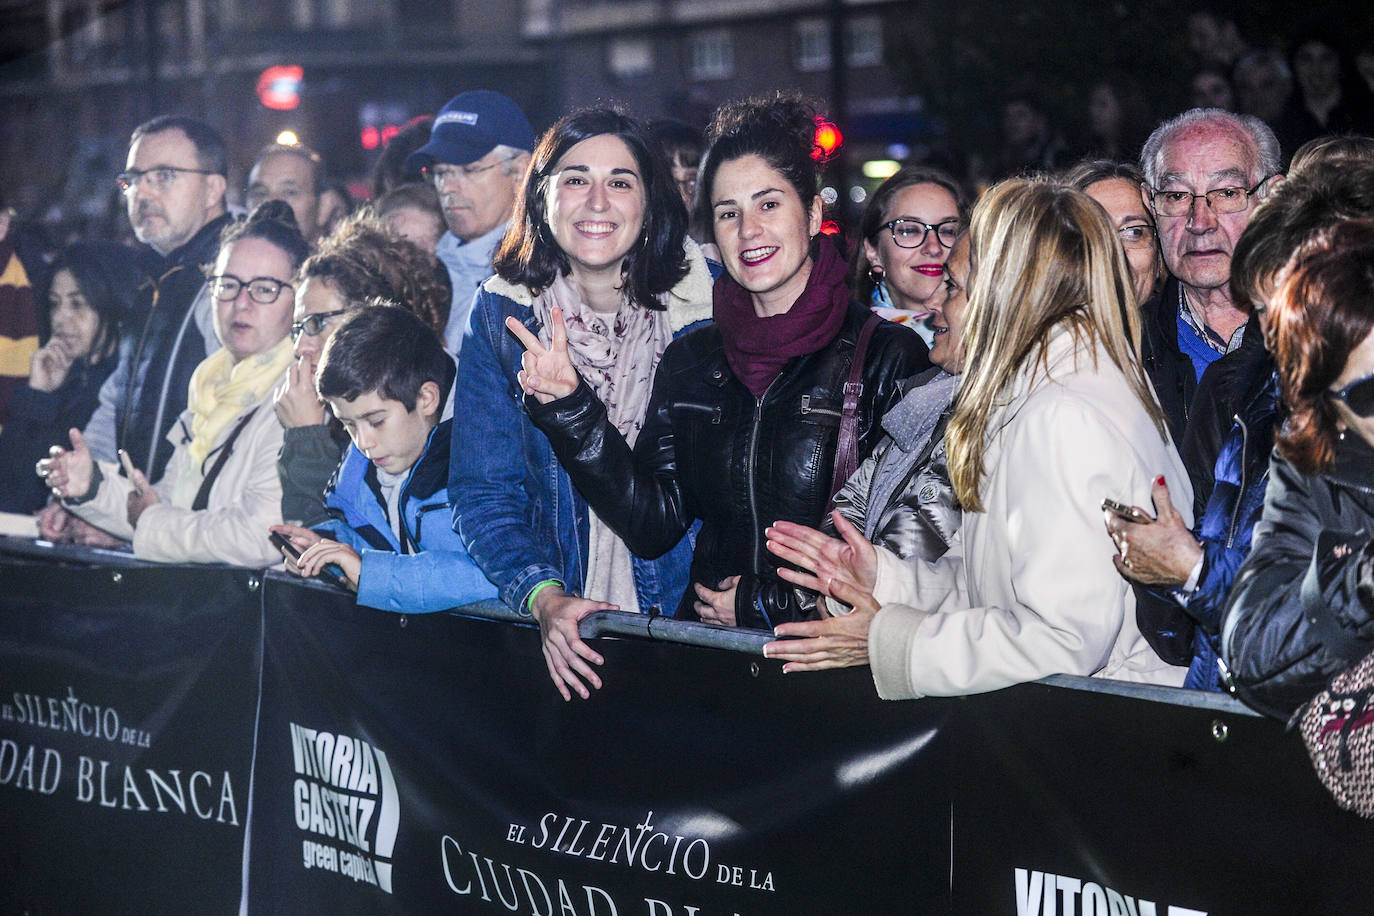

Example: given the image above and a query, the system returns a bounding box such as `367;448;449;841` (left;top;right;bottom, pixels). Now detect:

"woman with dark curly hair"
510;94;926;697
1224;219;1374;719
449;107;717;700
274;215;452;525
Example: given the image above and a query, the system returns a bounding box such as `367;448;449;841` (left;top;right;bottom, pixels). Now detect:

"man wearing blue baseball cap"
406;90;534;352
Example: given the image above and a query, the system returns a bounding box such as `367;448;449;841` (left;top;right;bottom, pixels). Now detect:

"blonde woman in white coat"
763;178;1191;698
38;203;306;567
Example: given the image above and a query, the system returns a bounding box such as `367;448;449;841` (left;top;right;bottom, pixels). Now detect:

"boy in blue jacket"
271;305;497;612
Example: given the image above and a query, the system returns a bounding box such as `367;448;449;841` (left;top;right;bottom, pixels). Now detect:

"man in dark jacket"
1137;108;1282;442
1109;159;1374;691
39;116;231;543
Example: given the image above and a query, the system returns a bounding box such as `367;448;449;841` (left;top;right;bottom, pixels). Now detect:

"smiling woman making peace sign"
448;108;715;701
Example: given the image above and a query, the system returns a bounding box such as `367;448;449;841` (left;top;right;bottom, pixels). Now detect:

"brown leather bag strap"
829;314;882;503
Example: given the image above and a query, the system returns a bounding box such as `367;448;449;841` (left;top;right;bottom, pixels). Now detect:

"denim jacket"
449;245;716;615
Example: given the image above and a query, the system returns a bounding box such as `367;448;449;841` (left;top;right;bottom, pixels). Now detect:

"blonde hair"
946;178;1167;511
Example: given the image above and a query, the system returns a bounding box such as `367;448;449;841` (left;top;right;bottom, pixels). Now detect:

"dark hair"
493;107;689;309
251;143;325;195
297;216;449;337
1271;219;1374;473
646;118;705;170
852;165;968;303
40;242;143;361
317;304;450;412
696;93;823;240
1232;161;1374;309
219;200;310;272
370;117;434;199
130;115;228;176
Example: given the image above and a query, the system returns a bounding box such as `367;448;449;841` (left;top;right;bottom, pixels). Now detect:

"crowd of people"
5;59;1374;722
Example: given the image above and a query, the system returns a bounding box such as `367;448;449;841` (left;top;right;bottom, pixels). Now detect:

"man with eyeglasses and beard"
39;115;232;545
405;90;532;355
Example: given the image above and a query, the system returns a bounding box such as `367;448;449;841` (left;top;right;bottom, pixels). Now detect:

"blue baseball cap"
405;90;535;170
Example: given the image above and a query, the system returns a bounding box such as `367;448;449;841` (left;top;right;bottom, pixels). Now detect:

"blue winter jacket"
1136;336;1278;690
449;257;715;616
316;411;498;614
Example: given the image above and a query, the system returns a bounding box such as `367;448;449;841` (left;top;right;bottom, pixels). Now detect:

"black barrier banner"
247;576;956;914
949;680;1374;916
0;557;261;914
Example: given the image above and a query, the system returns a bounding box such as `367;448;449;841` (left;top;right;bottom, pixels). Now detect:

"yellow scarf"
185;337;294;470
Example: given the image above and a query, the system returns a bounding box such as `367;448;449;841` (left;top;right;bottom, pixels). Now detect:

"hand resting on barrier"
763;511;881;671
530;583;618;702
270;524;360;590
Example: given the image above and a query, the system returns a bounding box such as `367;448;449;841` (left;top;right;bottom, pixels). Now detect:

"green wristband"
525;579;562;615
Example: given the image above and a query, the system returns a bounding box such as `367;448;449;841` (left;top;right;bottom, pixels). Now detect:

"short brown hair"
1271;219;1374;473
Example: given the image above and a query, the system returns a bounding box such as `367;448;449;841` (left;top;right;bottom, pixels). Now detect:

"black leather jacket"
529;301;929;629
1223;435;1374;719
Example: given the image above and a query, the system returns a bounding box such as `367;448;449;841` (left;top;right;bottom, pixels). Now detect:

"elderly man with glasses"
1135;107;1283;443
405;90;533;354
39;116;234;545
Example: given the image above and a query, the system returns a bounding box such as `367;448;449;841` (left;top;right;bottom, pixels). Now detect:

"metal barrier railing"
0;536;1260;715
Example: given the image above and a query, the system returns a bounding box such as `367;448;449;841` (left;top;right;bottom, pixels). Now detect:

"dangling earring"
868;265;890;307
1340;428;1348;441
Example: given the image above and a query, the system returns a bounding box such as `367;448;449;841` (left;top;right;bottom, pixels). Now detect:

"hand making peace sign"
504;306;580;405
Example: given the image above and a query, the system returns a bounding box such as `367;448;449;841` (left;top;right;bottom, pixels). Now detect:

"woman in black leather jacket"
514;94;928;646
1224;220;1374;719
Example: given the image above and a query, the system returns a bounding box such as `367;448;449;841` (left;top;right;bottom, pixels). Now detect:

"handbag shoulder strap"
191;407;259;512
829;313;882;503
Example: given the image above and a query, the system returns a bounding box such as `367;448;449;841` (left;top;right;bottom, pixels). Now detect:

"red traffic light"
812;119;843;161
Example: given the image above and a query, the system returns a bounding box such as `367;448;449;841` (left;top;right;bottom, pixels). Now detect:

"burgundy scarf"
713;239;851;398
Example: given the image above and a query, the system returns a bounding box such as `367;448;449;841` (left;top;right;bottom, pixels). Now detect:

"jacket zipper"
748;378;778;573
1225;413;1248;550
799;394;842;419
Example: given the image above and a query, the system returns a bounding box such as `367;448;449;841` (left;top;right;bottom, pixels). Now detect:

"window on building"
845;15;883;68
688;29;733;81
794;18;831;73
608;37;654;79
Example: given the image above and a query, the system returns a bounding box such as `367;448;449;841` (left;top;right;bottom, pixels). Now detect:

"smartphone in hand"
269;530;353;590
1102;498;1153;524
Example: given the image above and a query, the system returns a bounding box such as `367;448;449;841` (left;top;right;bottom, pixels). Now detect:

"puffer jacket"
831;367;959;563
528;300;929;629
1222;434;1374;720
1135;339;1278;690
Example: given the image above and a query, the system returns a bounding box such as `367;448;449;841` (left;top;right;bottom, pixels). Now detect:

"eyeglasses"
116;166;219;195
290;309;351;342
1149;175;1275;218
882;218;962;249
423;155;520;187
1117;223;1157;250
209;274;292;305
1328;372;1374;418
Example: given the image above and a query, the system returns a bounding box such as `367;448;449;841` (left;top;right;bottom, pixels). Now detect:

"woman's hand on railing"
764;574;879;671
505;306;580;405
693;575;740;627
530;583;618;701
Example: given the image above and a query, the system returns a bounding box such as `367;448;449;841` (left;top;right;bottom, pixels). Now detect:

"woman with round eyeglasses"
852;166;967;338
1225;220;1374;719
36;202;307;565
1062;160;1163;307
274;216;451;526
